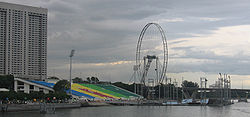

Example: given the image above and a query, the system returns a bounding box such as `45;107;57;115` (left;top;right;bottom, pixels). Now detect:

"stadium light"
69;49;75;98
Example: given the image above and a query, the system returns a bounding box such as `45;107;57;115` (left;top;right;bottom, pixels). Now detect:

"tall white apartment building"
0;2;47;80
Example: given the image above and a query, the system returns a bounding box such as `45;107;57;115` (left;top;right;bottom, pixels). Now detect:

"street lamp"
69;49;75;97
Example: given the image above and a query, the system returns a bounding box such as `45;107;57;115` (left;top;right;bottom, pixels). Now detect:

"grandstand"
66;90;95;99
29;80;96;99
97;84;140;98
29;80;142;100
80;84;128;99
30;80;55;88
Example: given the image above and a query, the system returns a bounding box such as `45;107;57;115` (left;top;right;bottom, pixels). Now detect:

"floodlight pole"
70;56;72;96
69;50;75;98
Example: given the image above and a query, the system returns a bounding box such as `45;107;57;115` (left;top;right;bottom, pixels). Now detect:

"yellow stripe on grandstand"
75;84;120;99
72;84;106;99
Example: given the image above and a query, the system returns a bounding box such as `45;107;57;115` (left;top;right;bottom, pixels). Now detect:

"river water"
2;102;250;117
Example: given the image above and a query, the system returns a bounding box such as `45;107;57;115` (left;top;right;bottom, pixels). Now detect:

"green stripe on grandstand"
98;84;140;98
80;84;129;99
112;85;141;97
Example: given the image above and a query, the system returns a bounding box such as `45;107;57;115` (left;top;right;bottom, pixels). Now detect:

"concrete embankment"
81;101;111;107
0;103;81;112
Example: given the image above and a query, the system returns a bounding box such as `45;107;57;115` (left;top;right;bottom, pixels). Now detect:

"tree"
91;77;99;83
48;76;60;80
72;77;84;83
53;80;70;92
86;77;99;84
182;80;199;88
86;77;91;83
112;82;134;92
28;92;45;100
0;75;14;90
182;80;199;99
45;92;70;100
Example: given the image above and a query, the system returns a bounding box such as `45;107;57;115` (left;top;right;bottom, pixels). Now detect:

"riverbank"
1;99;235;112
1;103;81;112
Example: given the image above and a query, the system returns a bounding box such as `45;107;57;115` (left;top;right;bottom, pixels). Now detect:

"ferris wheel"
133;23;168;96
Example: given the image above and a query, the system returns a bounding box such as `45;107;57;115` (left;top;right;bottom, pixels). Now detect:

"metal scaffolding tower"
200;77;207;105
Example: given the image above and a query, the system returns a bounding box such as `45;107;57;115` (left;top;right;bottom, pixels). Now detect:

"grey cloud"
3;0;250;83
169;46;250;75
43;0;250;79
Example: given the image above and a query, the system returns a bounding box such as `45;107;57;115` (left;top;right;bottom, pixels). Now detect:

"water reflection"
2;103;250;117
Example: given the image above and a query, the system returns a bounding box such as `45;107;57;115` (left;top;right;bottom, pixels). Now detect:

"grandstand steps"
72;84;105;99
111;85;142;98
97;84;142;99
77;84;120;99
106;100;141;106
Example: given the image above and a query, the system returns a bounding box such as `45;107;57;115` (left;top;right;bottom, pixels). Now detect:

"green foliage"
28;92;45;99
86;77;99;84
45;92;70;100
0;91;28;101
86;77;91;83
73;77;85;83
53;80;70;92
16;92;29;100
0;91;15;100
0;91;70;101
48;76;60;80
0;75;14;90
182;80;199;88
112;82;134;92
181;80;199;99
91;77;99;82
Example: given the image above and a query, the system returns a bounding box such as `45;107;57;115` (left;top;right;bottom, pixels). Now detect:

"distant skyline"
3;0;250;88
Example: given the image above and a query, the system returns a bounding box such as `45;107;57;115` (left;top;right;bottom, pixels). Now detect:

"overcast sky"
4;0;250;88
